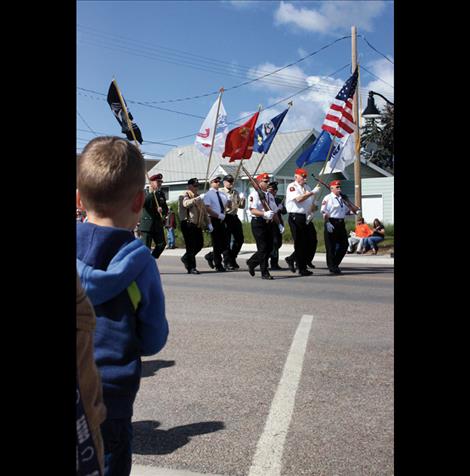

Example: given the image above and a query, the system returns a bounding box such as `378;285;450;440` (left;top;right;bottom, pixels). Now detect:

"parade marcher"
219;174;245;270
267;181;286;270
246;172;279;280
284;168;321;276
178;178;210;274
140;173;169;259
321;179;354;274
203;176;229;272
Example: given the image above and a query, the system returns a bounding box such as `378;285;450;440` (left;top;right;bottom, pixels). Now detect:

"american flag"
322;67;358;139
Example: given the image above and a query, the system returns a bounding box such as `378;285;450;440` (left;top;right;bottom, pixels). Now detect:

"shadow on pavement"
141;360;175;378
132;420;225;455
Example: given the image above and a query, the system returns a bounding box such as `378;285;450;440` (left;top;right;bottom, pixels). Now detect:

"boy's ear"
132;189;145;213
76;189;85;210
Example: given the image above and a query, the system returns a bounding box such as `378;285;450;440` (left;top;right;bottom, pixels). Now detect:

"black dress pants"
324;218;348;269
141;224;166;259
223;214;244;265
180;220;204;270
247;217;274;274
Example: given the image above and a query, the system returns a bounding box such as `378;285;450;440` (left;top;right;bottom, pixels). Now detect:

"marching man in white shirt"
246;172;279;280
203;176;230;272
285;168;322;276
321;179;354;274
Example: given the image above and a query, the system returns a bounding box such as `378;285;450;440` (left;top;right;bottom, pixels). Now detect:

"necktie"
216;191;225;213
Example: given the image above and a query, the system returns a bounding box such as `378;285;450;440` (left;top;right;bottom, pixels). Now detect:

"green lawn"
168;199;394;255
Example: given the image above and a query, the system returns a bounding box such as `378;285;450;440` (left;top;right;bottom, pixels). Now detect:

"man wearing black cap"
203;176;229;272
177;178;209;274
219;174;245;270
140;173;169;259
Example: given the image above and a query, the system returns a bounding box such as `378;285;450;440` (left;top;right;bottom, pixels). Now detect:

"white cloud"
275;2;329;33
246;62;308;93
361;58;394;110
274;1;387;35
237;56;393;133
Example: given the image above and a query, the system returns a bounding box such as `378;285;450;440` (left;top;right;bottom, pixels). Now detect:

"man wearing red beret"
140;173;169;259
284;168;321;276
320;179;354;274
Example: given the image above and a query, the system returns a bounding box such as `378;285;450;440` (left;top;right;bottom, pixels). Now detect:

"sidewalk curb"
160;246;394;266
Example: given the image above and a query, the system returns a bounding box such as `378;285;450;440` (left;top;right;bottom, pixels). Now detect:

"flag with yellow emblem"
222;111;259;162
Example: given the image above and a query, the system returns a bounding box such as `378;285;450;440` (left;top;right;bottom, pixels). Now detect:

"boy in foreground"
76;136;169;476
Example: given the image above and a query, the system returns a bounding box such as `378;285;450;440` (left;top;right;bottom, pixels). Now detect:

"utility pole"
351;25;362;222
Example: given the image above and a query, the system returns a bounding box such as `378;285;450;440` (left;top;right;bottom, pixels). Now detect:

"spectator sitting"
347;217;373;254
363;218;385;255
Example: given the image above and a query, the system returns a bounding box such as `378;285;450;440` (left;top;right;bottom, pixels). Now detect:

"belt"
329;217;345;222
289;212;307;217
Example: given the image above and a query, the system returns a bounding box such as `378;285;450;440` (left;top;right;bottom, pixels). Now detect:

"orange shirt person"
347;217;372;253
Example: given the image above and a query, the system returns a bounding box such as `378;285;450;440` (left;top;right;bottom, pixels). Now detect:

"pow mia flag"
106;81;143;144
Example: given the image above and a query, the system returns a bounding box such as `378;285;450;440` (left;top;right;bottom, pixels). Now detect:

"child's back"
76;136;169;476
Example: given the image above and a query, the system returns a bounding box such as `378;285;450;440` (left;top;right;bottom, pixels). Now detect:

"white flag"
322;134;356;179
195;98;228;157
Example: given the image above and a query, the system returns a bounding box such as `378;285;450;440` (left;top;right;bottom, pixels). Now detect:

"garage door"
361;194;383;223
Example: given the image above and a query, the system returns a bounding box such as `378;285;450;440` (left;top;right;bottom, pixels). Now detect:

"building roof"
148;129;315;184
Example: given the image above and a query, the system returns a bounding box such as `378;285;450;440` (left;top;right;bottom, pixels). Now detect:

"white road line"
248;314;314;476
131;464;222;476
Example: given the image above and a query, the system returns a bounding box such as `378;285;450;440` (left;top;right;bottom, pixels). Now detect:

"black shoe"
261;272;274;280
215;266;226;272
189;268;200;274
181;256;189;270
334;267;342;274
285;256;296;273
225;264;236;270
232;261;240;269
299;269;313;276
307;262;316;269
205;254;215;269
247;262;255;277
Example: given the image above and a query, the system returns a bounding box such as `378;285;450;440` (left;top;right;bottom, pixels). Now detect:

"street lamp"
362;91;394;119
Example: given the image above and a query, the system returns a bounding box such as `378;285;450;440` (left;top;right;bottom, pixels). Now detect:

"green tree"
361;103;394;173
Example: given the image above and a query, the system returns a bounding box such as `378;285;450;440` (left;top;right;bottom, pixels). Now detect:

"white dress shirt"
321;192;350;219
248;190;278;218
285;180;316;214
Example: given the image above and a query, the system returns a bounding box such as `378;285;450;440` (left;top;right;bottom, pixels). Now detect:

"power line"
360;65;394;90
358;35;394;65
78;24;348;93
152;63;352;144
76;127;178;147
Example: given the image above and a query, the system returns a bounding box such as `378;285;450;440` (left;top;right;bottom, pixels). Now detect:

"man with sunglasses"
321;179;353;274
246;173;279;280
285;168;321;277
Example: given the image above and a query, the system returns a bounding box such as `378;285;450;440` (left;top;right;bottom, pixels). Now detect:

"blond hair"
77;136;145;216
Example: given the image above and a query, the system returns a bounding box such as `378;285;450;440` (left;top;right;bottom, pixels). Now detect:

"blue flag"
295;130;332;168
253;108;289;154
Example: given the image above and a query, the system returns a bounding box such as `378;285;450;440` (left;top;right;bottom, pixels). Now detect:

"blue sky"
77;1;394;159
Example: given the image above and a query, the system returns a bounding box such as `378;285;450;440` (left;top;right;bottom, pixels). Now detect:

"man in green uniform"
140;173;168;259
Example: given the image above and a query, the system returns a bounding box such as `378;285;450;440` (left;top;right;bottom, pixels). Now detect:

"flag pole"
113;78;162;215
203;88;224;192
253;101;293;176
352;26;362;222
112;78;141;151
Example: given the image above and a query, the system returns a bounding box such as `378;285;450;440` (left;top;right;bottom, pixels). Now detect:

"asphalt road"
131;255;394;476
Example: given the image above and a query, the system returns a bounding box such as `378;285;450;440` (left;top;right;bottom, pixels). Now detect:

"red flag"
222;111;259;162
